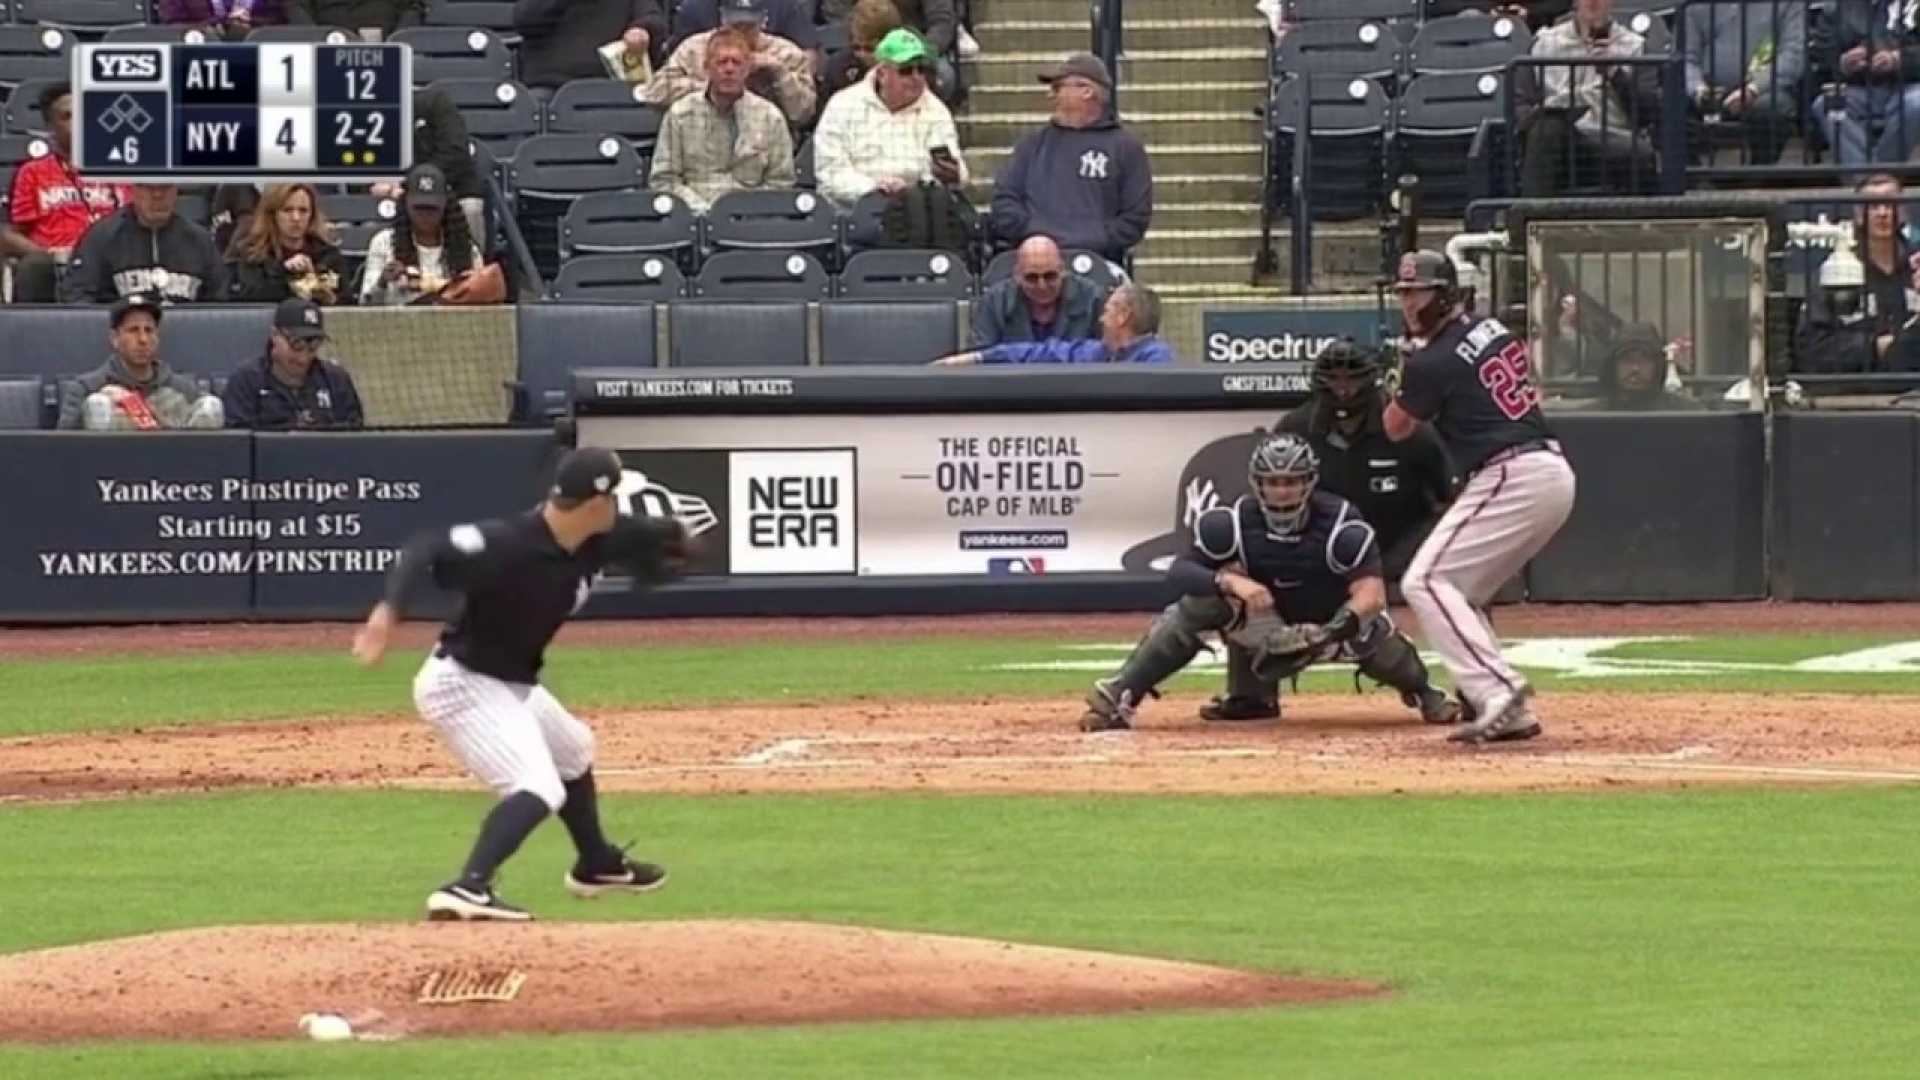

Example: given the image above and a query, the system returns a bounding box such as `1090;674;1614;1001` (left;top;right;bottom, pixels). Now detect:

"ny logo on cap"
420;175;436;191
593;475;612;493
303;308;319;324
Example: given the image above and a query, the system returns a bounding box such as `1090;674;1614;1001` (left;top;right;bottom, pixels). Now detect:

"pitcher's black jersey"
1398;313;1553;474
1175;490;1382;625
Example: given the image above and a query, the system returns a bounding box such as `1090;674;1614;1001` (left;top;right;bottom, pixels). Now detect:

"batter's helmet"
1393;249;1458;296
1248;433;1319;536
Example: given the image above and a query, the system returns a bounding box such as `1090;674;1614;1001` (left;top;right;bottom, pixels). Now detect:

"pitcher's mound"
0;920;1383;1042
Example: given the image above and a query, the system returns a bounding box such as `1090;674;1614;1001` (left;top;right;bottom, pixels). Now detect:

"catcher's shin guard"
1081;596;1226;730
1221;640;1281;703
1355;626;1461;725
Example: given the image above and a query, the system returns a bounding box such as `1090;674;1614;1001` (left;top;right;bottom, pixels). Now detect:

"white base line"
1536;756;1920;783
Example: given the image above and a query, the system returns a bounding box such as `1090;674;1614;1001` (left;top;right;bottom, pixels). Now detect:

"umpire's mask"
1249;433;1318;537
1313;340;1383;423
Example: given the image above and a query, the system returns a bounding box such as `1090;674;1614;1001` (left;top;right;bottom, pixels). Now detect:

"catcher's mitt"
1249;621;1330;682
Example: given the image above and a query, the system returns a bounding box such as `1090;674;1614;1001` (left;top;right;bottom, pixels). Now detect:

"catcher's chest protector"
1223;492;1369;625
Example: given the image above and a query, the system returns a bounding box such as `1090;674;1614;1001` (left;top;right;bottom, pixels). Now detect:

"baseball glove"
1249;621;1331;682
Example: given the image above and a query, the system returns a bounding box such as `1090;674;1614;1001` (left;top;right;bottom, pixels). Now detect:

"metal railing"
1500;54;1689;198
1090;0;1124;112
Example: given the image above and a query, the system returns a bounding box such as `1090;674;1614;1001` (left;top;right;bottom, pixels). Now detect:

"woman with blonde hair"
225;183;348;304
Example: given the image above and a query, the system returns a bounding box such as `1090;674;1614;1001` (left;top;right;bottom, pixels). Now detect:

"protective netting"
321;305;518;427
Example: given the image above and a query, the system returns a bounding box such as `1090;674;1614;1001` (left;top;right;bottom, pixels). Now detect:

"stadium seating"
0;24;72;94
0;304;274;379
506;133;649;278
703;189;839;267
13;0;145;35
557;189;699;267
1272;19;1403;82
0;375;45;429
545;80;664;151
838;249;975;299
691;249;831;300
1266;75;1391;221
981;247;1127;291
1394;71;1506;216
320;192;400;260
426;0;521;37
550;254;687;302
669;300;809;367
245;26;356;45
513;302;655;418
392;27;516;85
101;24;210;45
0;74;53;134
433;78;542;156
819;300;964;364
1408;13;1532;75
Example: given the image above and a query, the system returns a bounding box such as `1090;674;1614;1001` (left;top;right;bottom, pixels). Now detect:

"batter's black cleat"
565;847;668;899
426;881;533;922
1198;695;1281;723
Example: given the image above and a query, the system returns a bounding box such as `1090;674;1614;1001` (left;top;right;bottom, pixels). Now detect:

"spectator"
208;184;261;254
813;29;967;207
669;0;816;54
225;183;349;304
641;0;818;128
648;28;797;211
820;0;902;99
971;236;1109;347
933;283;1172;364
368;87;487;245
1819;0;1920;165
1517;0;1661;198
60;185;226;303
1;82;131;304
1682;0;1806;165
156;1;289;38
1595;325;1699;409
821;0;960;104
515;0;670;90
990;52;1151;264
57;294;224;431
1796;181;1920;372
222;298;365;429
285;0;424;36
359;164;485;305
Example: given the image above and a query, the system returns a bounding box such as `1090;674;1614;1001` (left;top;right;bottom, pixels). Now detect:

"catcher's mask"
1248;433;1318;537
1313;339;1383;421
1392;249;1458;338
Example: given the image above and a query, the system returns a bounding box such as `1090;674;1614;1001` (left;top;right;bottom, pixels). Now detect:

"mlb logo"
988;557;1046;575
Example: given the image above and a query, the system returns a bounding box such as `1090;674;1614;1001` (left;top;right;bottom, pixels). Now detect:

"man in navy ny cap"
221;297;365;430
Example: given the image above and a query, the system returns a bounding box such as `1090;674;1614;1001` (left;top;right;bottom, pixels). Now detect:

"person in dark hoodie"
516;0;671;90
990;52;1152;264
1597;325;1700;410
60;184;227;304
285;0;424;35
57;294;225;430
223;298;365;429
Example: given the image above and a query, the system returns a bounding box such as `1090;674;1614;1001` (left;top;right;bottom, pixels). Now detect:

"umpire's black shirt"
1276;399;1452;555
385;508;679;684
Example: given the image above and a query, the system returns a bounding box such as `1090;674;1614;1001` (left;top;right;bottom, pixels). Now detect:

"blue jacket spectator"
937;284;1171;365
1682;0;1806;164
1821;0;1920;164
991;53;1152;263
970;236;1109;347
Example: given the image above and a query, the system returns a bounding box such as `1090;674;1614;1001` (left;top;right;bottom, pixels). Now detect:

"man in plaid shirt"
642;0;817;127
812;29;967;207
648;26;796;211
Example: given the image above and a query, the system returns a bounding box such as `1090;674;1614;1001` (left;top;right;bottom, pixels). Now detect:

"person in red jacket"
1;83;132;303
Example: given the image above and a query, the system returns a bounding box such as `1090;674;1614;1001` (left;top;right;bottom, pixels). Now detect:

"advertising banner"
583;411;1278;577
1200;302;1391;368
0;431;557;620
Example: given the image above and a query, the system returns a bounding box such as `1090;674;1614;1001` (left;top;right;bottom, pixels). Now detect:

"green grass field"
3;628;1918;1076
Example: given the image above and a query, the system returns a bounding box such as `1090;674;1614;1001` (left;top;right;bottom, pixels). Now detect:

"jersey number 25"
1479;341;1539;421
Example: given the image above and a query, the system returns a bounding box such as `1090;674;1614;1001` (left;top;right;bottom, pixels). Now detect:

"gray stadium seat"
981;247;1123;290
0;376;46;429
691;250;830;300
819;300;963;365
391;28;516;85
507;133;650;279
558;189;699;265
3;77;58;135
0;26;74;93
550;254;686;302
514;303;656;419
14;0;146;33
0;305;279;380
1409;14;1532;74
1267;75;1390;221
1288;0;1417;23
1395;72;1507;215
430;78;543;156
320;192;400;257
245;26;357;44
669;300;809;367
102;25;214;45
545;80;664;149
426;0;520;34
704;189;838;263
838;249;975;299
1272;19;1402;80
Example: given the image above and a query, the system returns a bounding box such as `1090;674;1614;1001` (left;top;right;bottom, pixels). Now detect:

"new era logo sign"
91;49;161;82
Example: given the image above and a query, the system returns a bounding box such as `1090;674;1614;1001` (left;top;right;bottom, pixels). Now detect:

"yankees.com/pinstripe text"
38;548;400;576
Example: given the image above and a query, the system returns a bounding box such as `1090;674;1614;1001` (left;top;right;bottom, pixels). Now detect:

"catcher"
1080;432;1454;732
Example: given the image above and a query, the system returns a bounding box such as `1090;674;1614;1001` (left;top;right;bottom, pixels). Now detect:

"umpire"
1202;340;1455;722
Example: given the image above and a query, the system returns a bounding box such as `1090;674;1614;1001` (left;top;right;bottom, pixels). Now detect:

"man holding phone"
813;28;968;206
1516;0;1659;197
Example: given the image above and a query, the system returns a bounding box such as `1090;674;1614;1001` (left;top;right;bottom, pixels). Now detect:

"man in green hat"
813;27;967;207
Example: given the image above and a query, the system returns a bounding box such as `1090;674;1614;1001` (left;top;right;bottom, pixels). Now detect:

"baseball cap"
403;163;448;210
1038;51;1112;90
551;447;624;501
109;291;164;328
717;0;766;24
275;297;327;343
872;28;933;69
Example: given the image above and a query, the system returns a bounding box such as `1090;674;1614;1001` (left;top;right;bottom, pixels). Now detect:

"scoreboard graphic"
74;43;413;182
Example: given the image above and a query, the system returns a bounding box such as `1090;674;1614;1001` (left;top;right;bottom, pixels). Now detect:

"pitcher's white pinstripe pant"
413;652;596;811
